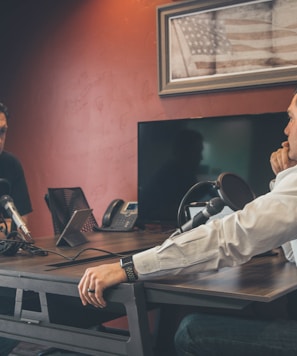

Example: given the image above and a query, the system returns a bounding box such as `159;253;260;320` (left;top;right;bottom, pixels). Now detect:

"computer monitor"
137;112;287;227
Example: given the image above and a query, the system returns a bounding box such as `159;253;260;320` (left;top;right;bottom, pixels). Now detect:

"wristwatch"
120;256;138;282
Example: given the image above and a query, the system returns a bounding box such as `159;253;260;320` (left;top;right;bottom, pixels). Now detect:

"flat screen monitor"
137;112;287;227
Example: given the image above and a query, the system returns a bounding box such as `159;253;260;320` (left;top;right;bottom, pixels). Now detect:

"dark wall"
0;0;295;237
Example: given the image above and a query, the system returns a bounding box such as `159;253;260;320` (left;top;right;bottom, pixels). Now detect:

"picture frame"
157;0;297;96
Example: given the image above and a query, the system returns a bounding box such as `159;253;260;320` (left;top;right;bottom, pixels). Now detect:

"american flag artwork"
170;0;297;81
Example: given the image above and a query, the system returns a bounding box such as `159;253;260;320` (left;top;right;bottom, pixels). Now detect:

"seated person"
78;88;297;356
0;103;32;353
0;103;124;355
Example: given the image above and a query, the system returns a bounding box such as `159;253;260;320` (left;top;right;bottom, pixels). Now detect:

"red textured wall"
0;0;295;237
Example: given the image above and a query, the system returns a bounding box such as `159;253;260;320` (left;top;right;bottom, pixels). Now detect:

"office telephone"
97;199;138;232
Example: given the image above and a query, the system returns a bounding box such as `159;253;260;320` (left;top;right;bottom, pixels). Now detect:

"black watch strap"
120;256;138;282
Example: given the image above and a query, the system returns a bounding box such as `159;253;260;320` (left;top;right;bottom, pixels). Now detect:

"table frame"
0;233;296;356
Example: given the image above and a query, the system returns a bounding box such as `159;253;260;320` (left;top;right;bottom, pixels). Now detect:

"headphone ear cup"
0;231;22;256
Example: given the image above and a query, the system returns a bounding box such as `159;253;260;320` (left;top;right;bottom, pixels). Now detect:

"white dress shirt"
134;166;297;280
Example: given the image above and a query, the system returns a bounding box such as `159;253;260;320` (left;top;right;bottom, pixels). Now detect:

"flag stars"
176;14;231;55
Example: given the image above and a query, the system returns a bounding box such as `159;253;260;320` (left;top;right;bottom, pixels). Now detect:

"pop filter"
216;172;255;211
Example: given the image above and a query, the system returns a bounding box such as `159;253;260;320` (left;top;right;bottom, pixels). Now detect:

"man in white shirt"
78;89;297;355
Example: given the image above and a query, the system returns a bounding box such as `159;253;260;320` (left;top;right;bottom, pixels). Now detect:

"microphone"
171;197;224;237
0;195;33;242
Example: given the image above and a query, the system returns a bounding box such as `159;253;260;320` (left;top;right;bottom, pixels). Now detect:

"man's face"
285;94;297;162
0;112;8;155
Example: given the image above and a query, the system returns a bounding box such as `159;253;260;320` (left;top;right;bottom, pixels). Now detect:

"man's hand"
270;141;297;175
78;262;127;308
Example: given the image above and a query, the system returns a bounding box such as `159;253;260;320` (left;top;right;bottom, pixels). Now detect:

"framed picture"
157;0;297;96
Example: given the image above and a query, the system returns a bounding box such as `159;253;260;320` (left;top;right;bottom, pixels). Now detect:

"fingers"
85;287;106;309
78;262;128;308
270;147;289;174
270;141;297;175
78;267;107;308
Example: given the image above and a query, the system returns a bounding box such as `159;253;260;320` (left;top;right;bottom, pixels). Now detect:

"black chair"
45;186;99;235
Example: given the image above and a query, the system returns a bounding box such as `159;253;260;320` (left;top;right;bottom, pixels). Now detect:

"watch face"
121;256;133;267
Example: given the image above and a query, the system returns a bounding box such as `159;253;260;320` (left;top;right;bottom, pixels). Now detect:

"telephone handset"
97;199;138;232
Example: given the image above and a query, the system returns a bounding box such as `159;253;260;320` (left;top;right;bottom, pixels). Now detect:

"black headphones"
0;215;47;257
0;231;26;256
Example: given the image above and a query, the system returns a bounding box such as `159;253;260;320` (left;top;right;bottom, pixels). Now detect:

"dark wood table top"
144;249;297;306
0;230;168;282
0;231;296;307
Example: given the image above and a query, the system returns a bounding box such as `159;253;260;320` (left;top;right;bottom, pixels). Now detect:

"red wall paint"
0;0;295;237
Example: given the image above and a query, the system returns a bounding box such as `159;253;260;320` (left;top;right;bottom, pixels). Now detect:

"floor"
9;342;49;355
9;342;88;356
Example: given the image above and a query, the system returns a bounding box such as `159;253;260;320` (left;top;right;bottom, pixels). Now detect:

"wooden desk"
144;251;297;310
0;232;296;356
0;231;167;356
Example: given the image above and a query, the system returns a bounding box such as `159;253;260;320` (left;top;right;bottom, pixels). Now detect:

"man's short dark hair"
0;102;9;120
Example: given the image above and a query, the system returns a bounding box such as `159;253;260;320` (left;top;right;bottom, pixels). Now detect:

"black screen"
137;112;287;226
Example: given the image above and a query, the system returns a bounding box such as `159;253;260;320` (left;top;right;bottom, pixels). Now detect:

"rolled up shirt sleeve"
133;166;297;280
281;241;295;263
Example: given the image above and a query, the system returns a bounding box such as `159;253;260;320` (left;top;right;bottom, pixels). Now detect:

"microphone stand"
176;172;256;231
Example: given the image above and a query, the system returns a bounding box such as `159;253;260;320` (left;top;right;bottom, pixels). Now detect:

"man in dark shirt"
0;151;32;217
0;102;32;355
0;103;120;355
0;102;32;222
